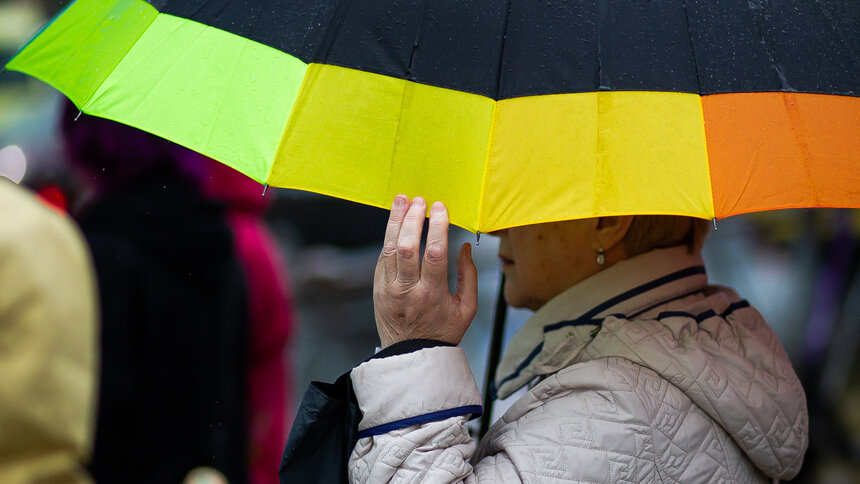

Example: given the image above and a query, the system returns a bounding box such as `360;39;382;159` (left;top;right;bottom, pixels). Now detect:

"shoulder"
0;182;93;290
483;358;665;482
485;357;764;483
498;357;663;424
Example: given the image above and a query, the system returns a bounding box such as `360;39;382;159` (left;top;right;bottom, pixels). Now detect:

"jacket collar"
494;245;708;398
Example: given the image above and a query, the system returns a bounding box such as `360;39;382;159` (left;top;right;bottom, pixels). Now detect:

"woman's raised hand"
373;195;478;348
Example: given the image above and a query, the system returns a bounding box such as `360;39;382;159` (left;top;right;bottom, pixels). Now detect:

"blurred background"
2;1;859;482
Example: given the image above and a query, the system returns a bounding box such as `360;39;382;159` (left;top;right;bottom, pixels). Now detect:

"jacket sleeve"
348;348;703;484
348;346;527;483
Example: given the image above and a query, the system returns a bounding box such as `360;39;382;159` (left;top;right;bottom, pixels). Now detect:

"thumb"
455;243;478;317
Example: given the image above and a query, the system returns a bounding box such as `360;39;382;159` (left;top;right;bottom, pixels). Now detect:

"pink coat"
203;159;294;484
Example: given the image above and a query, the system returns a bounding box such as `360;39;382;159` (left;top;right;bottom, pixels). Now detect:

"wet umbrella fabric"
7;0;859;232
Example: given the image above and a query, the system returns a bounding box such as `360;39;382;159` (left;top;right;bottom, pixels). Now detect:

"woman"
348;195;808;483
61;107;249;483
201;157;295;484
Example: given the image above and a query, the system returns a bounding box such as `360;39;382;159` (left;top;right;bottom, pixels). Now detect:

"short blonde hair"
623;215;711;257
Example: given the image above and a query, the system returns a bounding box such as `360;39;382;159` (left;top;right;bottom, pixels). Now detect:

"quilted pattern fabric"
473;357;767;483
349;247;808;483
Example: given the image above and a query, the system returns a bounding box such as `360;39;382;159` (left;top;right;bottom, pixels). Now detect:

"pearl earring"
597;248;605;265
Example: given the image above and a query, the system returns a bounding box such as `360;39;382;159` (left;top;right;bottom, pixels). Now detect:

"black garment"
80;170;248;484
280;340;451;484
280;371;360;484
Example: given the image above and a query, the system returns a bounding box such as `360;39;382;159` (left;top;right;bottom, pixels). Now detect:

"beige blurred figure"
0;177;98;483
184;467;230;484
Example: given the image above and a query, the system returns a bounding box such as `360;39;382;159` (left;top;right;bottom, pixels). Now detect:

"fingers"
422;202;450;289
455;243;479;318
375;196;481;348
396;196;426;284
380;195;409;281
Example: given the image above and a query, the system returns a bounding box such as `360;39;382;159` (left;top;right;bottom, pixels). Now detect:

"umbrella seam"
596;0;607;90
81;1;161;110
476;100;499;233
384;80;411;201
478;0;511;231
780;92;820;206
492;0;514;100
201;28;252;173
695;96;717;219
404;0;428;80
728;131;763;217
266;61;315;185
746;1;794;92
88;17;210;144
679;0;703;95
314;0;354;64
594;91;602;216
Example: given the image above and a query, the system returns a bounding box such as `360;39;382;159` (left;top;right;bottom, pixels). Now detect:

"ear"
592;216;635;253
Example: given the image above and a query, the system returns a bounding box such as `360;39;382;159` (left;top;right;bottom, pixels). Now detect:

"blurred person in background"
60;101;249;484
0;176;97;483
200;157;295;484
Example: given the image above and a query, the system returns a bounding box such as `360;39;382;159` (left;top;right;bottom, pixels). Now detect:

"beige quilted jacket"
349;246;808;483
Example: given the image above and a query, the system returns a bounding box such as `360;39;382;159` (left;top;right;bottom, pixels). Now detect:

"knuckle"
425;244;446;263
381;242;398;257
397;243;416;259
417;285;439;304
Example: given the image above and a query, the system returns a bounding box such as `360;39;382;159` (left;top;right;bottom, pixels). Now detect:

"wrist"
369;339;454;360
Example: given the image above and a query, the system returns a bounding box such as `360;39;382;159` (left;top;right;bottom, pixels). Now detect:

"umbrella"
6;0;858;234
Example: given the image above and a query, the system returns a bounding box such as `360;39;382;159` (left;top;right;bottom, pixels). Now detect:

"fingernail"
432;201;443;213
393;196;405;209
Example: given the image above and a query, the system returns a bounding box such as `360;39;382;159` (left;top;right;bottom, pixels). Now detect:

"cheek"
518;249;584;305
508;255;555;306
503;271;542;311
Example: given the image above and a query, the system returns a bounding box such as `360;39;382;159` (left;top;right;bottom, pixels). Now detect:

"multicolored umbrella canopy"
7;0;859;232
